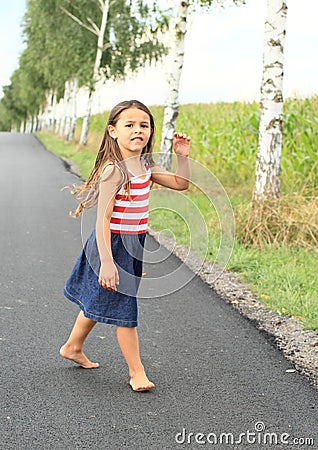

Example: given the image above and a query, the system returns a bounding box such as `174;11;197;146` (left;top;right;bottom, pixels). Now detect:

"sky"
0;0;317;104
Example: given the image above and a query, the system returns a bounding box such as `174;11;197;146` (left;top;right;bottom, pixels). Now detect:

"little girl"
60;99;190;392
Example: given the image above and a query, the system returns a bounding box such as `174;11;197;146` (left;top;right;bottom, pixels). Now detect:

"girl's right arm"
95;164;123;291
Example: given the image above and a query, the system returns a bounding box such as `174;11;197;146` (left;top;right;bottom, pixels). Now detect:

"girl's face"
108;107;152;158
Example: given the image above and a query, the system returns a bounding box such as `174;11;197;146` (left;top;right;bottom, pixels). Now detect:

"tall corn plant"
254;0;288;201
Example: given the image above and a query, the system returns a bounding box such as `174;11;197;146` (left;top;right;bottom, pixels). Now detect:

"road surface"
0;133;317;449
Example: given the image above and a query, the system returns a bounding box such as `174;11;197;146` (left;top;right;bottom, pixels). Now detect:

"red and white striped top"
110;164;151;234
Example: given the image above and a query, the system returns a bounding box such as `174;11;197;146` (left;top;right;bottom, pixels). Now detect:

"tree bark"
55;100;63;135
37;106;43;131
49;91;57;132
79;0;109;146
63;80;72;140
59;83;69;139
159;1;189;170
68;77;79;142
254;0;288;202
43;90;53;130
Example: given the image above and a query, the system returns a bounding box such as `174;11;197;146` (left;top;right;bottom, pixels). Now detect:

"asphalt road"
0;133;317;450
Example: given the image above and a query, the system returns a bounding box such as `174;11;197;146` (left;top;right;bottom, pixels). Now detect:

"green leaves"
1;0;170;129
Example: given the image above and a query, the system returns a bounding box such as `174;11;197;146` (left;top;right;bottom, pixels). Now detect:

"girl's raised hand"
173;132;191;157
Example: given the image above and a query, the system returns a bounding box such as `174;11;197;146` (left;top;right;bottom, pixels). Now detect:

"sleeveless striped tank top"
110;163;151;235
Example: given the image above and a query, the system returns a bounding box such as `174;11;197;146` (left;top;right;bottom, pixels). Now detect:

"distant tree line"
0;0;169;139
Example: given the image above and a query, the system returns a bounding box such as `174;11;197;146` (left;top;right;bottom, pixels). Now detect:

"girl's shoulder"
100;160;125;182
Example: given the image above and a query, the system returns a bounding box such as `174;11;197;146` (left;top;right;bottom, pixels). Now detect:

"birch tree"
22;0;89;131
159;0;244;170
60;0;110;145
69;78;79;141
2;0;167;133
60;0;169;145
159;1;189;169
60;77;79;140
253;0;288;202
62;81;72;139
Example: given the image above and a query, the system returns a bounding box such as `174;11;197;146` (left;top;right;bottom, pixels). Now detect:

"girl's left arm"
151;133;190;190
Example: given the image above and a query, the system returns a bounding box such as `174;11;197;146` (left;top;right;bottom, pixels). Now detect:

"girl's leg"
60;310;99;369
116;326;155;391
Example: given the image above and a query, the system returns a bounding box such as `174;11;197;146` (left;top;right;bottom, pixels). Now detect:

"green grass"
228;244;318;331
35;97;318;332
149;191;318;331
36;132;97;179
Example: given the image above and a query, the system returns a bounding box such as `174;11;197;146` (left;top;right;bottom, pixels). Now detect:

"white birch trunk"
41;108;46;131
55;118;60;134
33;114;39;132
50;91;57;132
45;90;54;130
79;89;92;145
25;118;31;133
63;80;72;140
68;77;79;141
55;100;63;134
59;104;66;139
254;0;288;202
159;1;188;170
59;82;70;138
43;92;50;130
79;0;109;145
37;106;43;131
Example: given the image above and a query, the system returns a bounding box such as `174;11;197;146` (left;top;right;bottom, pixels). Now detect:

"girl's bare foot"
59;344;99;369
129;370;155;392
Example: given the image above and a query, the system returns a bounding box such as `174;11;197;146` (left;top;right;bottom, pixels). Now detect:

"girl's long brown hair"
67;100;155;217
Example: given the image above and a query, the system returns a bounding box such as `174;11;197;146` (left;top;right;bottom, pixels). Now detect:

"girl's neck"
121;153;142;164
123;155;146;177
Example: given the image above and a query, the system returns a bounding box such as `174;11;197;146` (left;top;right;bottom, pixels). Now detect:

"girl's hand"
173;132;191;157
99;261;119;291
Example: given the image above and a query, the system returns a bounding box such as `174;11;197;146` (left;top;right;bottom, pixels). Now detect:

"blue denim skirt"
63;229;146;327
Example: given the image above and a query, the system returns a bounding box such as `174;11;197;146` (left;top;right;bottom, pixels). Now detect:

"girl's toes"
129;380;155;392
